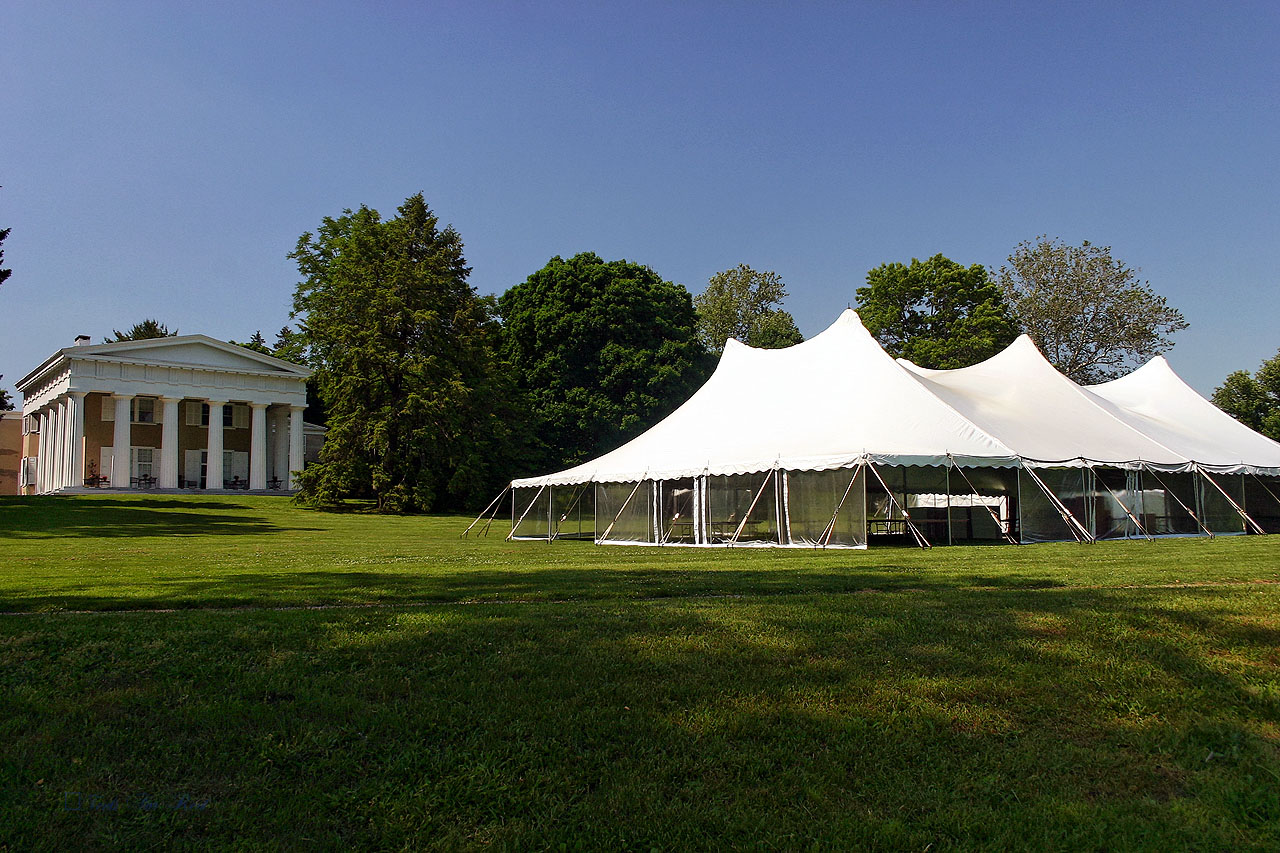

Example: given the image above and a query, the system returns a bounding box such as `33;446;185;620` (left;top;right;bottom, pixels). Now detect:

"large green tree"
0;223;11;291
499;252;712;470
1213;349;1280;441
291;193;524;512
0;220;11;409
856;254;1019;369
105;318;176;342
996;237;1188;383
694;264;803;355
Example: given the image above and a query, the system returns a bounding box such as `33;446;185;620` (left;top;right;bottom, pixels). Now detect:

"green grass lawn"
2;495;1278;850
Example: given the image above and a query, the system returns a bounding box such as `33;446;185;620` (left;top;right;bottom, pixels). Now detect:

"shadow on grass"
0;563;1161;613
0;497;322;540
5;579;1278;849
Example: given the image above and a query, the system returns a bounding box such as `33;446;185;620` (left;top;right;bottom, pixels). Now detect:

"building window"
132;447;155;479
194;403;238;428
132;398;156;424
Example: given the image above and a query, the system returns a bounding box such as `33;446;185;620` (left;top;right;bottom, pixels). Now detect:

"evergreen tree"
105;319;176;342
232;330;271;354
291;194;525;512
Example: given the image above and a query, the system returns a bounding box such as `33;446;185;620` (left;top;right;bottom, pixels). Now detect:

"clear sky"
3;1;1277;400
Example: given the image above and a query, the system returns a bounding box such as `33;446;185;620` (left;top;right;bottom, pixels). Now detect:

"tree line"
5;192;1272;502
277;193;1204;513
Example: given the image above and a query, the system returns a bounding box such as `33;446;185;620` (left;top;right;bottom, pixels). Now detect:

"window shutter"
102;397;114;421
185;401;202;426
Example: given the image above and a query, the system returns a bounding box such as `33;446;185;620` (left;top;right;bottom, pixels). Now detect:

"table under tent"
469;311;1280;548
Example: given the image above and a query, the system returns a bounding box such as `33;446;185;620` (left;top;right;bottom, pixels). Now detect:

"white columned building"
17;334;313;495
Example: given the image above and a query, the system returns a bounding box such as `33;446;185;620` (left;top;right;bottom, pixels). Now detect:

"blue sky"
3;1;1277;399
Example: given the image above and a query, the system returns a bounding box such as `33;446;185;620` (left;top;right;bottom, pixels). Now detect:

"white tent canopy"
900;336;1188;469
514;310;1016;488
493;310;1280;547
515;310;1280;488
1085;357;1280;472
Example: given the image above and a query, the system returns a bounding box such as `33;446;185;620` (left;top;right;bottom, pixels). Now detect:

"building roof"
16;334;310;393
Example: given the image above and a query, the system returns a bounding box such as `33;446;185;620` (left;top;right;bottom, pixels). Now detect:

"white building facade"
17;335;313;494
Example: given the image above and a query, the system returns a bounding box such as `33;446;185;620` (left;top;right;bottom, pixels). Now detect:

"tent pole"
463;487;508;538
507;484;547;541
778;469;789;545
1142;465;1214;538
1021;463;1095;543
866;461;931;549
949;455;1018;545
694;475;705;545
551;483;590;540
599;478;647;543
1197;466;1265;535
945;463;953;547
730;470;776;545
1083;463;1152;541
816;464;862;548
1247;470;1280;509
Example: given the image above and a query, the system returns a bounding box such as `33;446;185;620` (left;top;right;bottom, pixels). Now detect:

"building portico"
17;335;312;495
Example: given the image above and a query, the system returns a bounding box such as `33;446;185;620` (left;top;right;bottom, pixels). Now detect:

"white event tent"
473;310;1280;547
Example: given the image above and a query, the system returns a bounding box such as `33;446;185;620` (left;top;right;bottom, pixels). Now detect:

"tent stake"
1197;466;1265;535
866;462;931;548
1020;463;1095;543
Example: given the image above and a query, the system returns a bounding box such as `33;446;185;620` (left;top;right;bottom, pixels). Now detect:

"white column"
68;391;87;488
158;396;181;489
45;401;57;491
37;409;51;493
271;408;289;486
288;405;305;491
111;394;133;488
206;400;225;489
249;403;268;490
53;397;67;491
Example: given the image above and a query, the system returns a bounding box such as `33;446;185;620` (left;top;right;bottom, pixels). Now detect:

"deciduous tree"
856;254;1019;369
499;252;712;470
291;193;525;512
694;264;803;354
996;237;1188;383
1213;349;1280;441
